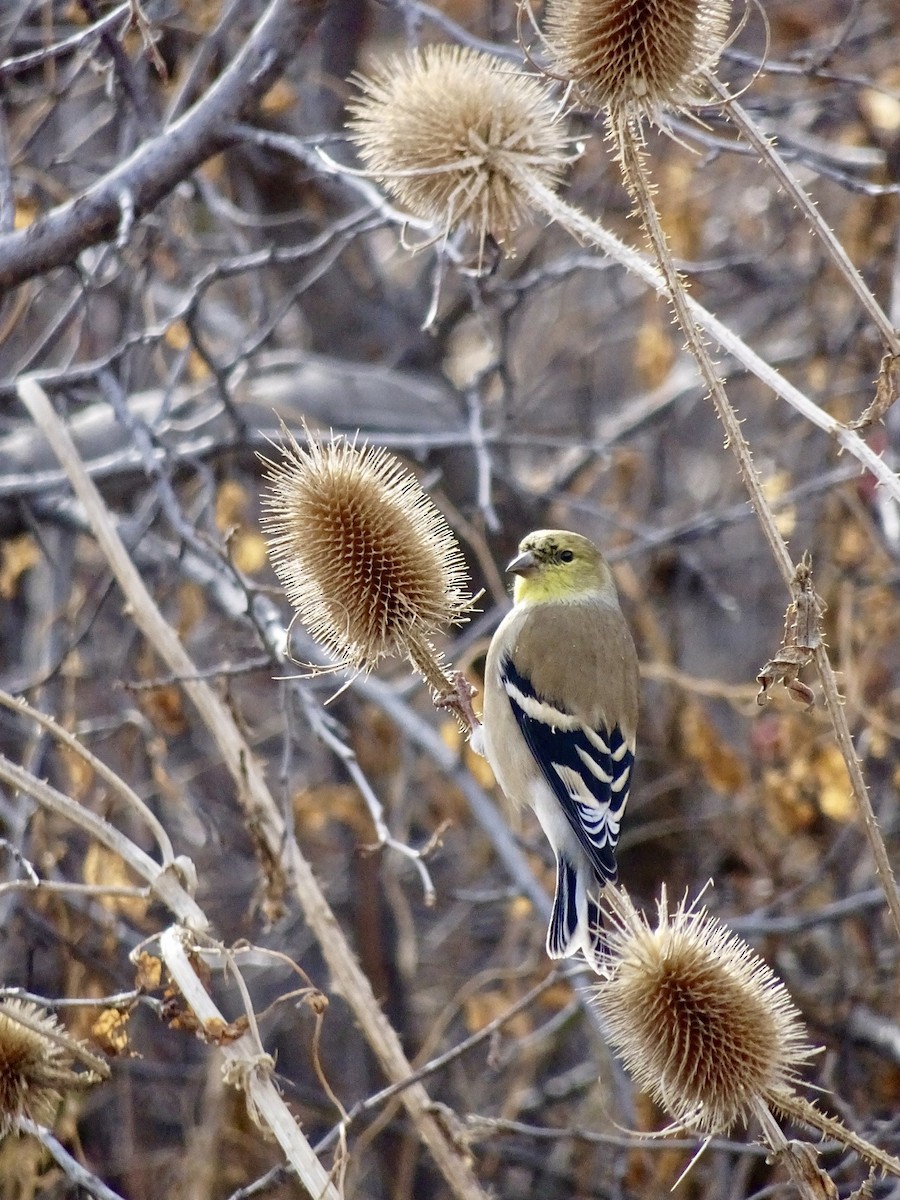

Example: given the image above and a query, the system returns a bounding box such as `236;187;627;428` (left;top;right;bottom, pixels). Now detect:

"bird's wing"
499;655;633;883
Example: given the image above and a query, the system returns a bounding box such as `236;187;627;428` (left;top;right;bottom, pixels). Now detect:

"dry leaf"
848;352;899;431
441;718;496;789
0;535;39;599
91;1008;132;1056
761;469;797;538
634;315;676;389
82;844;149;922
463;989;531;1038
812;744;853;823
679;702;748;794
757;553;825;708
134;952;163;991
231;530;269;574
215;480;248;531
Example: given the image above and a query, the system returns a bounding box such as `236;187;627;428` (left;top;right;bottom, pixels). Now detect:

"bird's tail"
546;854;607;973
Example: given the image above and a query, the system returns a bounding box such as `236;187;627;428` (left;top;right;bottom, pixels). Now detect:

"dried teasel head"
543;0;732;125
595;887;813;1133
346;43;571;254
0;999;95;1131
259;425;473;694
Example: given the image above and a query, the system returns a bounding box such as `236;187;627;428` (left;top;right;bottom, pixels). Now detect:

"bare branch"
0;0;328;291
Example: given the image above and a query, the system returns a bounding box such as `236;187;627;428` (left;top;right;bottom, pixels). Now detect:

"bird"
480;530;639;970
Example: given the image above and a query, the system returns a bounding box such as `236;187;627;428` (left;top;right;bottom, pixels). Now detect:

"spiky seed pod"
595;887;812;1133
259;426;473;693
544;0;731;123
347;44;571;251
0;1000;84;1131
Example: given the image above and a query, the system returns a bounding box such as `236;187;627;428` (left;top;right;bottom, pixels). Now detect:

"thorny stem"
769;1089;900;1179
705;73;900;360
751;1101;833;1200
513;172;900;507
513;162;900;945
407;634;480;733
614;131;793;576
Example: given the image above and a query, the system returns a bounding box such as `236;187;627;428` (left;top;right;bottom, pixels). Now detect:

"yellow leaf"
813;744;853;822
215;479;248;531
679;702;748;795
859;88;900;132
761;470;796;538
231;529;269;574
634;315;676;389
0;534;40;599
164;319;190;352
508;894;533;923
163;320;210;380
58;743;94;799
134;952;163;991
440;717;496;789
463;989;531;1038
14;199;37;230
82;844;148;921
261;79;297;116
91;1008;131;1055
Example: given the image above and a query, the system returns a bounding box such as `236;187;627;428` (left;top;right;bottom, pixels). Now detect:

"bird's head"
507;530;616;605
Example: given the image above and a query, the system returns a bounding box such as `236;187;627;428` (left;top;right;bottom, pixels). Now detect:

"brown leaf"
0;534;39;599
91;1008;133;1056
847;352;900;431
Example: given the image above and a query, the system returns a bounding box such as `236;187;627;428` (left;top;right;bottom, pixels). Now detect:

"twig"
508;173;900;943
0;4;131;79
17;378;491;1200
158;926;341;1200
296;691;439;904
707;73;900;359
0;687;176;866
17;1119;128;1200
0;0;329;290
516;173;900;508
317;969;563;1154
0;749;207;931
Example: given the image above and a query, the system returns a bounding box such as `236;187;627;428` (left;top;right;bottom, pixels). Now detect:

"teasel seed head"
0;999;93;1131
595;886;813;1133
259;425;474;694
543;0;732;125
347;44;571;253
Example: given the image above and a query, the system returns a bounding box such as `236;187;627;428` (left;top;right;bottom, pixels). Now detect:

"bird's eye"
559;549;574;563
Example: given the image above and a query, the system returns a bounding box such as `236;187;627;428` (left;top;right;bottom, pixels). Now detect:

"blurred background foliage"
0;1;899;1197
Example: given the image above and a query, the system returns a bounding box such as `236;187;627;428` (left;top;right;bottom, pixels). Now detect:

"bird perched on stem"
481;531;639;971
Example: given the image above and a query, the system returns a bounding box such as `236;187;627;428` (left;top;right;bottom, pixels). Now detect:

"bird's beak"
506;549;537;576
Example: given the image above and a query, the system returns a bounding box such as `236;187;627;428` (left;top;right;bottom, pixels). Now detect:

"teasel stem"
499;163;900;942
612;129;793;579
498;170;900;505
761;1091;900;1181
704;72;900;359
632;124;900;943
751;1101;837;1200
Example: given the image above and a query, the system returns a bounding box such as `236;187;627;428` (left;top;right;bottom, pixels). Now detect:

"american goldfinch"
481;530;639;969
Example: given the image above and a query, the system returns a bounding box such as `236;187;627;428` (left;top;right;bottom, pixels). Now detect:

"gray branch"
0;0;328;291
